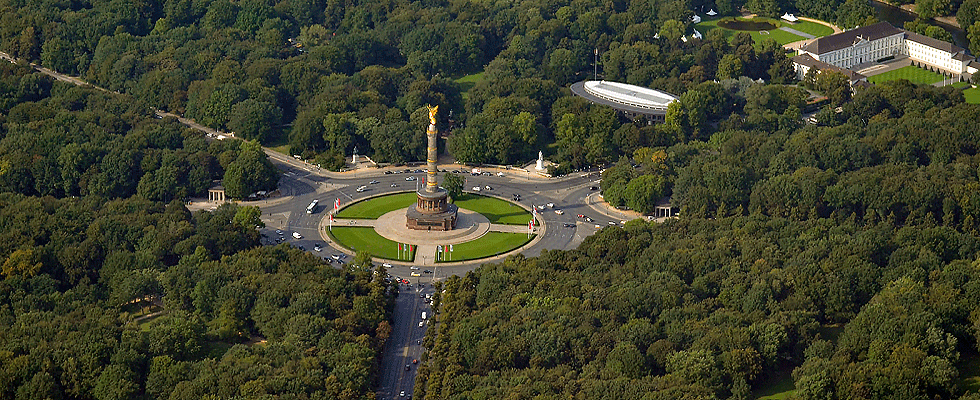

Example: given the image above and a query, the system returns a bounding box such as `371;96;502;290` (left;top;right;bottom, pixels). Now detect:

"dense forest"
0;0;884;169
0;64;394;398
421;217;980;399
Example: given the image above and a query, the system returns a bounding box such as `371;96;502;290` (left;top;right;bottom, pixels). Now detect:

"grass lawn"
436;232;534;262
785;20;835;37
456;71;484;100
697;17;805;46
963;87;980;104
961;355;980;393
949;81;971;89
327;227;416;261
453;193;532;225
753;368;797;399
336;192;417;219
868;65;945;85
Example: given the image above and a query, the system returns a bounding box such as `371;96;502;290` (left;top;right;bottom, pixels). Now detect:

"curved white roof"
582;81;677;111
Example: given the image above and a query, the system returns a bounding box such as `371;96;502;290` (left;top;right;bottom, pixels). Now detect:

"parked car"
555;209;564;215
472;186;481;191
313;243;322;252
292;232;302;239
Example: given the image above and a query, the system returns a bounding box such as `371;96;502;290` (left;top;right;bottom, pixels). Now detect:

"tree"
233;205;264;229
227;99;281;143
958;0;980;30
222;141;279;198
443;173;465;201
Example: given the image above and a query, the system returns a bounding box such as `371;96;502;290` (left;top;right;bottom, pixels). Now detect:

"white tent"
706;9;718;16
781;13;798;22
654;32;660;39
692;29;703;39
681;35;688;42
691;15;702;23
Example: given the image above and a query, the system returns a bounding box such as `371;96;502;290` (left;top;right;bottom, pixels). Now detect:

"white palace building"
792;22;978;84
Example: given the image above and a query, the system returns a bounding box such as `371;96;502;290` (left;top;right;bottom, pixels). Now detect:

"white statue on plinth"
536;151;544;170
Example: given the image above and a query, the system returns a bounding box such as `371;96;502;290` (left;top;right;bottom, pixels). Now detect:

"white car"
382;263;392;268
292;232;302;239
496;172;504;176
406;176;417;181
472;186;481;192
356;185;367;192
555;209;564;215
410;266;420;270
546;203;554;208
484;185;492;190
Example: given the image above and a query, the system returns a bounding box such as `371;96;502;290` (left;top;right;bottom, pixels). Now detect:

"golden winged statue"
427;105;438;125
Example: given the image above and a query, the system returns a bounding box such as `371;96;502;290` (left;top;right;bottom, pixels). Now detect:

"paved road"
376;282;433;400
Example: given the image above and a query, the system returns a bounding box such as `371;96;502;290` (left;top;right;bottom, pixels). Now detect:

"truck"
421;312;427;320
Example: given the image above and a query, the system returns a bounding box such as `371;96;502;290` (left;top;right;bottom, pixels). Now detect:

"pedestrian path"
779;26;815;39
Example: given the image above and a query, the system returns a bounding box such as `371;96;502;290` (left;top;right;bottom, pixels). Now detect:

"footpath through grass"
453;193;532;225
336;192;417;219
868;65;945;85
456;72;484;100
786;20;835;37
327;226;416;261
436;232;534;262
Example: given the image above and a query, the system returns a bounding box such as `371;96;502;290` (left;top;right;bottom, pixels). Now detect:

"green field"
961;355;980;393
964;87;980;104
453;193;532;225
436;232;534;262
753;368;797;399
697;17;805;46
785;20;835;37
867;65;945;85
335;192;417;219
456;71;485;100
327;227;416;261
949;81;971;89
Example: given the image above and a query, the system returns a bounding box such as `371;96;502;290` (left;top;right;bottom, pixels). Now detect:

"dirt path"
797;16;843;33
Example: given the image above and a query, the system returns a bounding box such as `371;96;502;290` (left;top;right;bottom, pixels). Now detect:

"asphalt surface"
376;282;434;400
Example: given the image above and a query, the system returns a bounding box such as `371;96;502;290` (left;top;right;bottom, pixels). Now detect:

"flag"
399;243;402;251
334;198;340;210
449;244;453;252
329;214;333;222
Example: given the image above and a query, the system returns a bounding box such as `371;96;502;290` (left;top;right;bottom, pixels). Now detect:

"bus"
307;199;318;214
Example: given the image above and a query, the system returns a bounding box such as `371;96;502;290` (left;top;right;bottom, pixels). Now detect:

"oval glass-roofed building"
570;80;678;124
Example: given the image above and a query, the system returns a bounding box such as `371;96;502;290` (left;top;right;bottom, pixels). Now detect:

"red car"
412;359;418;364
577;214;585;218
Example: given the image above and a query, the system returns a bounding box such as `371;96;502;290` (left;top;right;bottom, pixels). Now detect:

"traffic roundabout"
322;191;541;265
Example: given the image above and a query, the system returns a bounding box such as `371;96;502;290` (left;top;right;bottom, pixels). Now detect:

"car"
314;243;322;252
585;217;593;222
391;183;398;187
298;246;305;251
555;209;564;215
419;321;424;327
411;272;421;277
423;270;432;274
420;293;425;298
382;263;392;268
482;172;491;176
413;359;418;364
400;391;406;397
595;224;601;228
323;257;332;263
356;185;367;192
384;170;393;174
563;223;575;227
497;172;505;176
484;185;492;190
292;232;302;239
546;203;554;208
471;186;481;191
275;229;282;235
590;186;599;190
414;169;424;173
608;221;617;225
331;254;341;260
410;266;420;270
406;176;417;181
536;205;546;210
369;180;379;184
577;214;585;218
